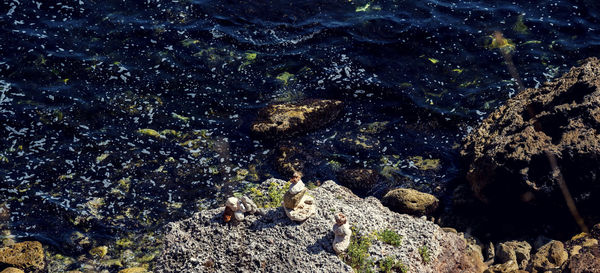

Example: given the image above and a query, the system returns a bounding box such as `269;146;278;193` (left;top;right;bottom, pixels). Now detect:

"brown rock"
565;232;600;273
0;268;24;273
566;245;600;273
527;240;568;273
382;188;439;216
0;241;45;272
463;240;488;273
495;240;531;269
282;188;306;209
251;99;343;139
336;169;378;192
461;58;600;211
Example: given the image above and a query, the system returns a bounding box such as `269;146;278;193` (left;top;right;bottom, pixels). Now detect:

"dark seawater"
1;0;599;270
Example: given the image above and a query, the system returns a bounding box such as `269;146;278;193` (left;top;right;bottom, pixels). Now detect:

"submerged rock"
337;169;379;193
156;179;481;273
251;99;343;139
382;188;439;216
0;241;45;272
461;58;600;212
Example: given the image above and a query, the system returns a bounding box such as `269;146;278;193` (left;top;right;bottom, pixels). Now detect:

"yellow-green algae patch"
408;156;441;171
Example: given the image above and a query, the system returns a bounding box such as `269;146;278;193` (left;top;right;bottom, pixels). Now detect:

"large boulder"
156;179;482;273
382;188;439;216
251;99;343;139
0;241;45;272
461;58;600;211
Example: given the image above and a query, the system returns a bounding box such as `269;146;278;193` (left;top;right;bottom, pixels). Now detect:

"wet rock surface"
156;179;481;273
461;57;600;215
0;241;45;273
382;188;439;216
251;99;343;139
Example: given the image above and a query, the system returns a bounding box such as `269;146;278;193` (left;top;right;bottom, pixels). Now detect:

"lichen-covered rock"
0;241;45;272
461;58;600;210
527;240;568;273
337;169;379;193
156;179;481;273
382;188;439;216
495;240;531;270
251;99;343;139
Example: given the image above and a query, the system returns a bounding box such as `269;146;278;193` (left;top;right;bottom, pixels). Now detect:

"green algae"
408;156;441;171
181;39;200;47
96;153;110;163
137;129;163;139
89;246;108;258
276;72;294;85
356;3;371;12
486;32;516;53
512;14;529;34
360;121;389;134
171;112;190;122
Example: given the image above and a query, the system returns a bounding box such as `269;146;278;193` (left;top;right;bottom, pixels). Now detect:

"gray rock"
156;179;481;273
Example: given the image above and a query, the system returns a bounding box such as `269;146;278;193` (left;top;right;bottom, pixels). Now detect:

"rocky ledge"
461;57;600;213
156;179;484;273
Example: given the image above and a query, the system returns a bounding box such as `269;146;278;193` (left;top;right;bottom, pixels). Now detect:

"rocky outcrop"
461;58;600;211
382;188;439;216
251;99;343;139
0;241;45;272
156;179;483;273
